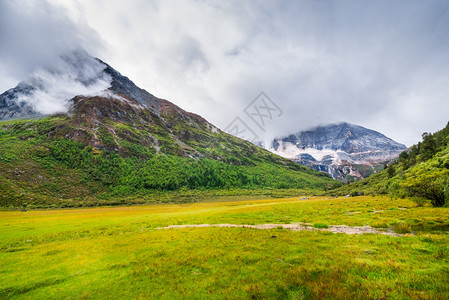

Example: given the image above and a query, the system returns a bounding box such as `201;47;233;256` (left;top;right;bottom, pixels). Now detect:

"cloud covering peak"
14;50;111;115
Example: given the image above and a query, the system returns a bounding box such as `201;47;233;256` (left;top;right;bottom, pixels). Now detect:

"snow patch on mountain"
273;139;340;161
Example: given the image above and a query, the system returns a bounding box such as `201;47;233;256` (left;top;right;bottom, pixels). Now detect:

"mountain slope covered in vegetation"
0;52;334;208
330;122;449;207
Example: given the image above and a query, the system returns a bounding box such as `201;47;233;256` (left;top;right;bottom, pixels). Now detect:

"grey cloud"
2;0;449;146
0;0;104;89
168;35;210;73
0;1;110;115
209;0;449;145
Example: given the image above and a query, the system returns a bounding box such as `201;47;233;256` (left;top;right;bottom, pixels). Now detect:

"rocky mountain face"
0;83;39;119
268;123;407;180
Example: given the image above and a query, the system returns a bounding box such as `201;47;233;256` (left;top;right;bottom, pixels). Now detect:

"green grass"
1;196;448;299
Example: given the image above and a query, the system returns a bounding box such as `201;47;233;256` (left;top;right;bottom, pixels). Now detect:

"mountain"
0;50;334;208
330;122;449;207
268;122;407;181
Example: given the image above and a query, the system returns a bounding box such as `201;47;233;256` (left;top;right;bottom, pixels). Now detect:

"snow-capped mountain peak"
269;122;406;180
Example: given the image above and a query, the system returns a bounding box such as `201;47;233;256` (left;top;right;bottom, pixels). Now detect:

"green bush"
401;169;449;207
313;223;329;229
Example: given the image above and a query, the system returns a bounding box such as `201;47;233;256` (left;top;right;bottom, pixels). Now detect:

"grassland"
1;196;448;299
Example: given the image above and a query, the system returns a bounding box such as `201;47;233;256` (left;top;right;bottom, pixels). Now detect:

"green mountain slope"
330;122;449;206
0;95;333;208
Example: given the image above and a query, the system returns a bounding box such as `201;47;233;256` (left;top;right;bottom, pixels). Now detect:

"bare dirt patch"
156;223;406;236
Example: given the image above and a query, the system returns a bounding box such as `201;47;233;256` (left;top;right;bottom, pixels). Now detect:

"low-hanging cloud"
16;50;111;115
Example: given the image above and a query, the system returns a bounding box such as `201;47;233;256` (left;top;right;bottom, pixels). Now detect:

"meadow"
1;196;448;299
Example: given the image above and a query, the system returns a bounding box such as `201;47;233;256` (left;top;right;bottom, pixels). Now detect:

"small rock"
25;240;32;243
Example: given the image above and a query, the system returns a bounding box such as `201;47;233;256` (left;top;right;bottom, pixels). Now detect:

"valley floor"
1;196;448;299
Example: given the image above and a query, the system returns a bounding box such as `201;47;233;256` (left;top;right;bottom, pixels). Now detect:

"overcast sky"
1;0;449;146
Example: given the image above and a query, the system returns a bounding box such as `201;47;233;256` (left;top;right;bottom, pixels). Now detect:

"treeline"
49;138;327;198
389;122;449;173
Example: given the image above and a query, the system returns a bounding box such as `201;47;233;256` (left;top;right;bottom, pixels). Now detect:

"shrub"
394;223;411;234
313;223;329;229
387;165;396;178
445;185;449;205
411;197;428;207
401;169;449;207
371;221;389;229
